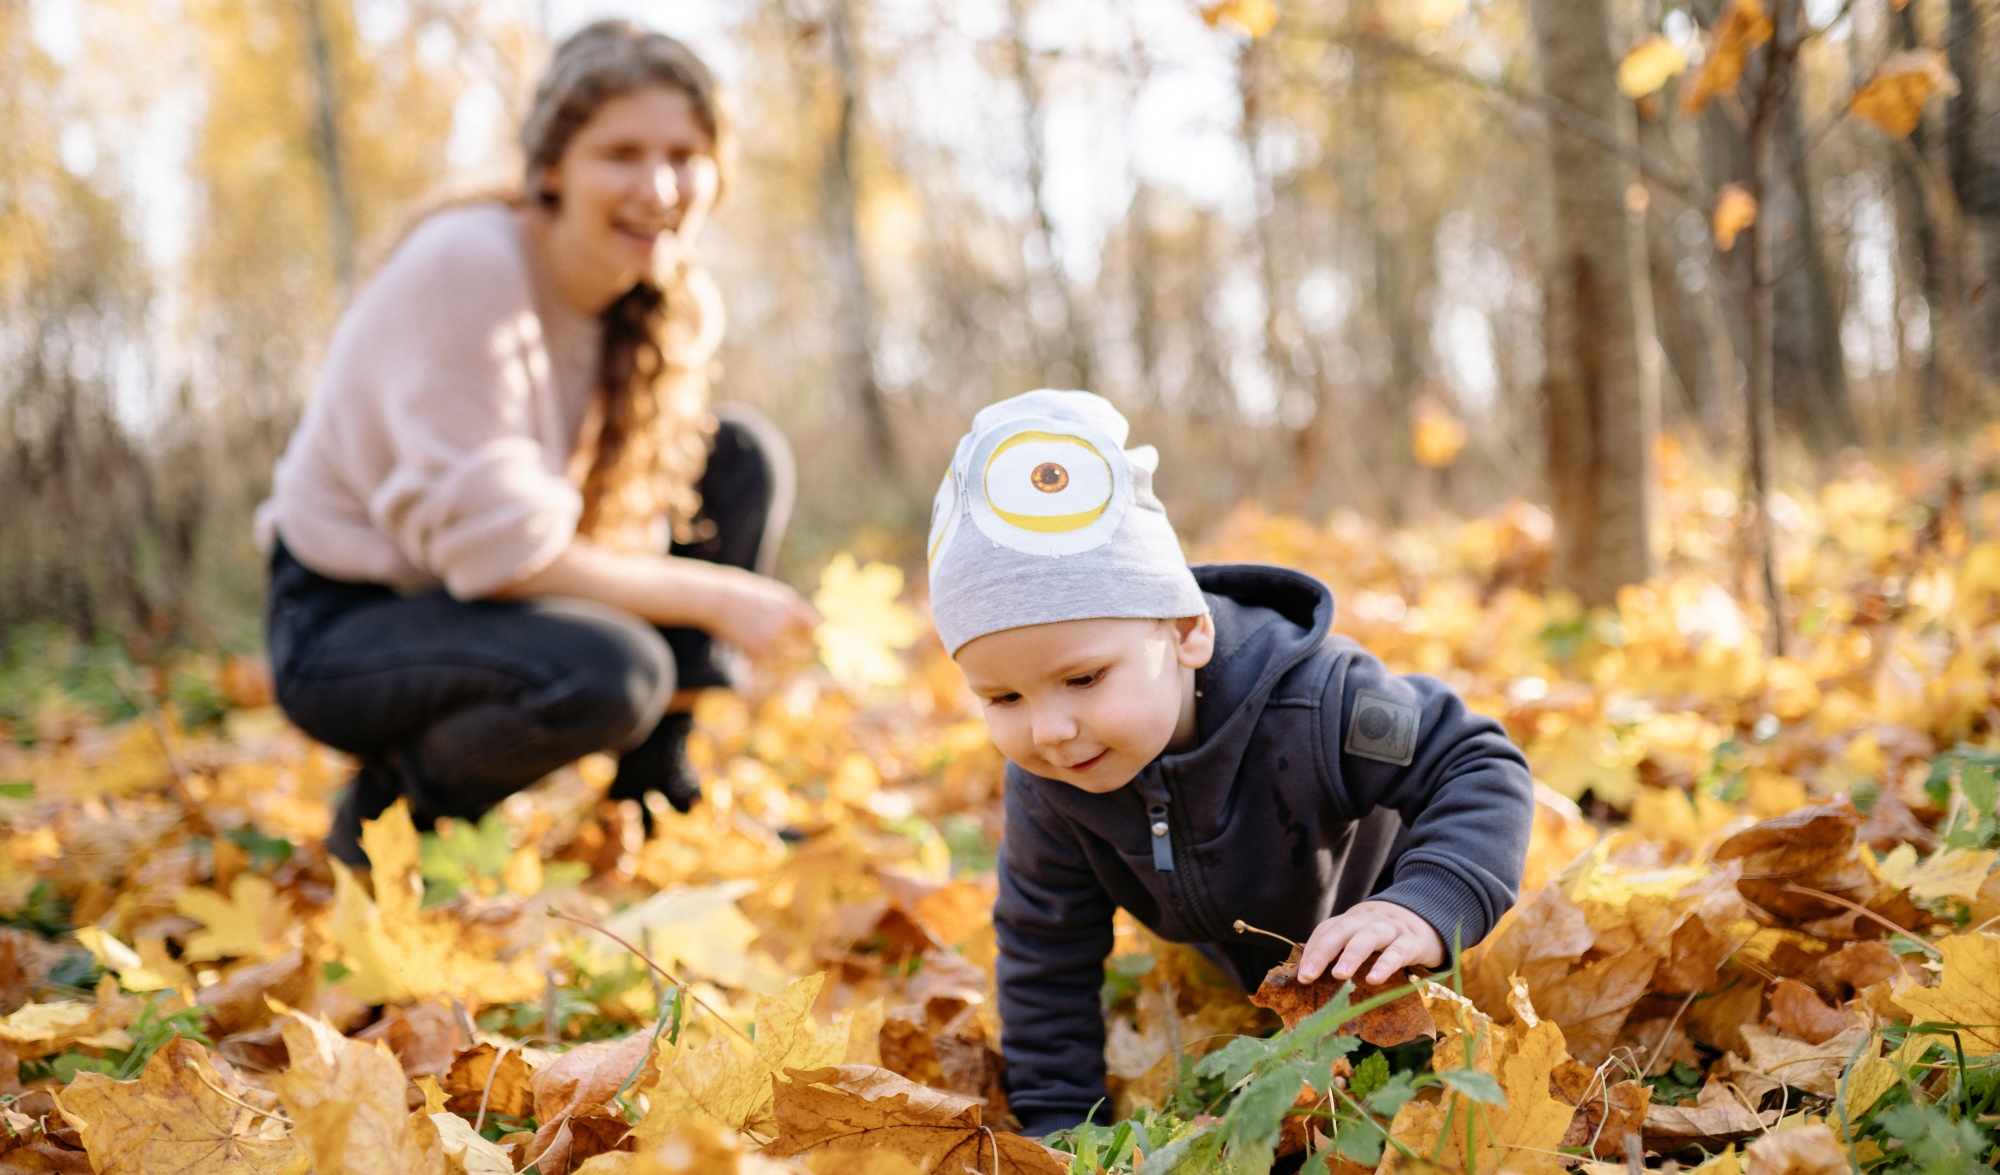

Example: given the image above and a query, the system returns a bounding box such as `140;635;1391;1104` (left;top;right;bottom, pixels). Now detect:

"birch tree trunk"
1529;0;1657;606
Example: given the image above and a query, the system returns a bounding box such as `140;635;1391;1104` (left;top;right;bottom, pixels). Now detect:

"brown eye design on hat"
1031;462;1069;493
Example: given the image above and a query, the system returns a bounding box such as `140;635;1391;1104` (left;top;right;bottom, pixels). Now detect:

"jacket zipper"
1150;780;1228;941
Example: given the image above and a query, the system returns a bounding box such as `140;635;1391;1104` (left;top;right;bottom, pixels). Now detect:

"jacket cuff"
1370;861;1493;960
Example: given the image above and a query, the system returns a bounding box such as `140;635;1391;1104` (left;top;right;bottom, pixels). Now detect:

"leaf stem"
546;908;755;1046
183;1057;291;1125
1233;920;1301;949
1777;885;1942;955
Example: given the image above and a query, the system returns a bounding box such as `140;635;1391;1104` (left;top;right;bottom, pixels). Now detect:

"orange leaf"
1684;0;1773;112
1248;944;1432;1046
1712;185;1758;251
1850;50;1961;137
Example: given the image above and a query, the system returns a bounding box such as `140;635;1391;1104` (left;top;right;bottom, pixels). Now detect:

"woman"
257;21;819;867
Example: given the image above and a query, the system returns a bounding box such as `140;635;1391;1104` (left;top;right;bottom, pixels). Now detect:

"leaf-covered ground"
10;435;2000;1174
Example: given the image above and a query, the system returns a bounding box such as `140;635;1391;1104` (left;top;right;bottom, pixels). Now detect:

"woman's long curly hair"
521;20;731;548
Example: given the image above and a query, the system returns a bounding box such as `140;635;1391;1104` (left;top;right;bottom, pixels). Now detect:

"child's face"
956;616;1214;794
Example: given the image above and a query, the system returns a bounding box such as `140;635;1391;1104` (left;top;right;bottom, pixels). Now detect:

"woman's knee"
528;599;675;747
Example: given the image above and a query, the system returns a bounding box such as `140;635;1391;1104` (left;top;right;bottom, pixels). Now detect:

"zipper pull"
1148;803;1175;872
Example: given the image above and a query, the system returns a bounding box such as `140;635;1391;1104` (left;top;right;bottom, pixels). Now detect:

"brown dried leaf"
1248;945;1431;1046
196;952;315;1038
770;1066;1067;1175
1745;1122;1848;1175
1642;1080;1775;1150
1463;883;1594;1015
1740;1023;1867;1097
1684;0;1774;112
275;1013;445;1175
53;1038;300;1175
1528;944;1661;1066
1850;50;1962;137
1554;1068;1650;1159
354;1001;470;1081
1766;978;1849;1045
443;1043;536;1121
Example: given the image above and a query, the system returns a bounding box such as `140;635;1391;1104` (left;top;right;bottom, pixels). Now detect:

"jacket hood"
1132;564;1333;830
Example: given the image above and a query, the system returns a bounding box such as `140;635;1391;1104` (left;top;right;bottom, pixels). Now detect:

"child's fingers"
1329;922;1398;982
1364;936;1421;985
1298;919;1357;982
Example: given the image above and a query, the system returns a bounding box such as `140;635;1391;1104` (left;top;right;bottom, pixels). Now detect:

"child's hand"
1298;901;1445;985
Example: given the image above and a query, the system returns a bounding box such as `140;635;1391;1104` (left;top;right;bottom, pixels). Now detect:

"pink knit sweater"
256;203;603;599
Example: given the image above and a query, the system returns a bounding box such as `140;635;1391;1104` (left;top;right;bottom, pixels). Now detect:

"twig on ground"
546;907;755;1046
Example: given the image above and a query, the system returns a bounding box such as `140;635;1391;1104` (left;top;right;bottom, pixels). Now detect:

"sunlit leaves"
1712;184;1758;251
1849;50;1962;137
1683;0;1774;113
814;554;923;690
1618;37;1689;99
1200;0;1279;38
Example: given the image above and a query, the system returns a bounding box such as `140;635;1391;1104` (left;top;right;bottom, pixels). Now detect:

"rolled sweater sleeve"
358;214;583;599
1320;642;1534;955
993;769;1117;1136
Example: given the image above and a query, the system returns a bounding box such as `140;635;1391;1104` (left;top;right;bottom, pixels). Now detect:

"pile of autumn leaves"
11;439;2000;1173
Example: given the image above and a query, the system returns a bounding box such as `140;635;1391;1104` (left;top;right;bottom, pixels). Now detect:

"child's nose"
1030;707;1078;748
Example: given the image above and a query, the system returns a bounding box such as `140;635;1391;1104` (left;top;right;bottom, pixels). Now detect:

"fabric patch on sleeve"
1345;690;1419;766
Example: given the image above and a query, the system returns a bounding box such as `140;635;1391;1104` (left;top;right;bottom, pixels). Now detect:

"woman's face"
541;84;718;299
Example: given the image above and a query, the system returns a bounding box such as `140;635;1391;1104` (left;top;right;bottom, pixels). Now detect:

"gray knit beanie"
926;390;1208;657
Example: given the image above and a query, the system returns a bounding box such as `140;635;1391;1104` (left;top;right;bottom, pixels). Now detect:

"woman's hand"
704;567;820;660
1297;900;1445;985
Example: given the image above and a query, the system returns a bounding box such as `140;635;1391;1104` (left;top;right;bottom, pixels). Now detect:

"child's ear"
1172;614;1216;669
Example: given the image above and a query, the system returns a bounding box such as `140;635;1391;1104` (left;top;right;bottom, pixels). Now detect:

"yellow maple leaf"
1894;933;2000;1052
329;801;542;1006
176;874;286;962
1684;0;1773;112
1200;0;1278;37
637;972;852;1142
1618;36;1689;98
1424;984;1576;1175
1850;50;1961;137
275;1012;446;1175
0;1000;106;1061
56;1037;303;1175
1877;845;1996;902
814;554;922;689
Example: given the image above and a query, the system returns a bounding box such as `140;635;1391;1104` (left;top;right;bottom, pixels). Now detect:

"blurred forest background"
2;0;1994;655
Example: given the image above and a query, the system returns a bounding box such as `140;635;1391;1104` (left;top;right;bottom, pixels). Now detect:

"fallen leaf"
1464;883;1594;1015
1893;932;2000;1051
1684;0;1774;112
637;972;850;1141
1248;945;1431;1046
431;1113;514;1175
196;952;315;1037
175;875;286;962
329;802;543;1006
526;1027;658;1173
443;1043;535;1122
1528;943;1661;1066
72;928;178;993
1713;800;1871;921
1619;36;1689;98
275;1012;446;1175
1816;940;1903;991
1876;844;1993;902
814;556;922;689
0;1003;101;1061
54;1037;300;1175
768;1065;1068;1175
1766;979;1850;1046
354;1001;471;1080
1642;1081;1776;1149
1850;49;1962;136
1745;1123;1847;1175
1740;1023;1867;1097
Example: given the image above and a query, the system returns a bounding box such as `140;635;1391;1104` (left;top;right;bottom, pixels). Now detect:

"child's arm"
993;771;1118;1136
1305;640;1535;980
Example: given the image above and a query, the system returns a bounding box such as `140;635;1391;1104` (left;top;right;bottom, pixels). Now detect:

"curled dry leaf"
1642;1080;1776;1151
1248;945;1431;1045
1744;1122;1849;1175
1766;978;1852;1046
354;1001;470;1080
1850;50;1962;137
196;951;315;1038
525;1027;659;1174
54;1037;300;1175
769;1065;1068;1175
1815;940;1903;991
275;1012;446;1175
1684;0;1774;112
1714;800;1875;922
443;1042;535;1121
1739;1023;1867;1098
1551;1060;1650;1158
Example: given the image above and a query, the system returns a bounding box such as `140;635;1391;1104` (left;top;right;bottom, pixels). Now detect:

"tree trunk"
1529;0;1657;606
299;0;354;290
1004;0;1089;390
822;0;898;470
1774;92;1856;449
1948;0;2000;377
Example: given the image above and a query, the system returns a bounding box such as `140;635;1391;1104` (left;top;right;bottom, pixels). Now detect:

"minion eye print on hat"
969;421;1131;557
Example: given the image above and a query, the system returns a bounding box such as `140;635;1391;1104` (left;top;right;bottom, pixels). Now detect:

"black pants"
266;409;794;830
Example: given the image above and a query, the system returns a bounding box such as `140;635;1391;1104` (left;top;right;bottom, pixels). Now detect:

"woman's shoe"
609;711;701;833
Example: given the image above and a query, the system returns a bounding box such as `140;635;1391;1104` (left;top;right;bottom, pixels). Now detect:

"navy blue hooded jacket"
993;564;1534;1134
